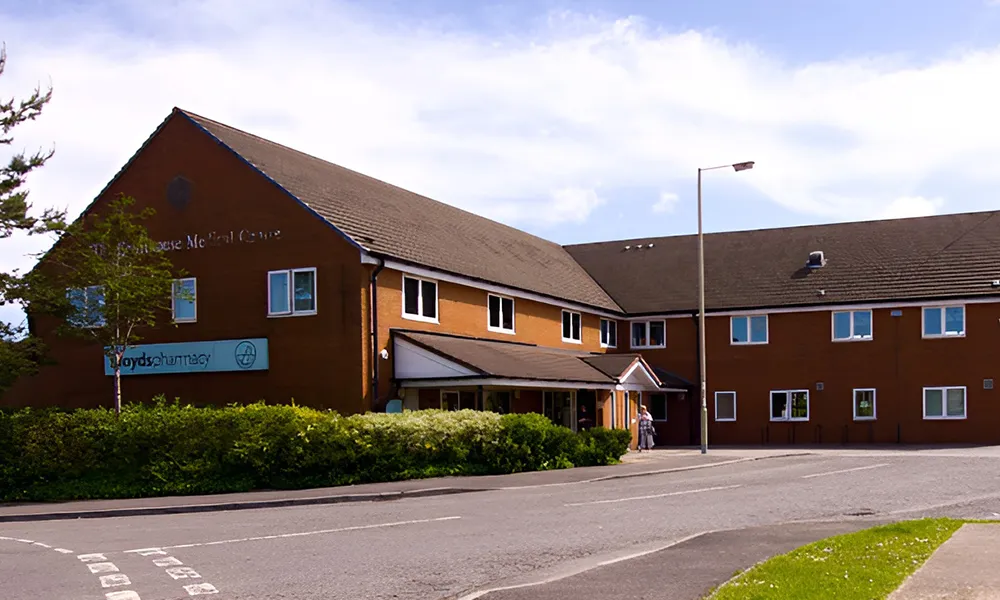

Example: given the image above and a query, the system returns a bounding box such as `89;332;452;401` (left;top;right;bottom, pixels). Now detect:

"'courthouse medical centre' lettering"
157;229;282;252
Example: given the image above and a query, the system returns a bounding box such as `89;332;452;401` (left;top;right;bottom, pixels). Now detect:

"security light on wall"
380;349;389;360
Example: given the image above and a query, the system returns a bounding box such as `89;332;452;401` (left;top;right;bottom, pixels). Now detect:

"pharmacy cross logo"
234;341;257;369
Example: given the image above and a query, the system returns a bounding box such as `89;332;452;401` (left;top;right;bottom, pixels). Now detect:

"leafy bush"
0;399;630;502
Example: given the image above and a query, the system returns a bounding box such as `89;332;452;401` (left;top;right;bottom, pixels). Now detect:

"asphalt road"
3;450;1000;600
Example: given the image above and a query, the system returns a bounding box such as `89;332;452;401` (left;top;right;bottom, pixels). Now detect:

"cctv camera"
380;349;389;360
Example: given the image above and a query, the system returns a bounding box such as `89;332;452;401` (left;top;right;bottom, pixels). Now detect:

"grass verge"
707;518;966;600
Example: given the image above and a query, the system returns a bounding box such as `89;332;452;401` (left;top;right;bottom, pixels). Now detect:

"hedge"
0;399;632;502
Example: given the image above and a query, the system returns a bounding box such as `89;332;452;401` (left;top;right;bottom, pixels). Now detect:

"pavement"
3;447;1000;599
889;523;1000;600
0;447;798;522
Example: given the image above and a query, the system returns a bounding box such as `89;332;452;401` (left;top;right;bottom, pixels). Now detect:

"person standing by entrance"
638;405;655;452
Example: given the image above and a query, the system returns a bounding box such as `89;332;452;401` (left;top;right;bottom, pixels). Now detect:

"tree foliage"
43;194;182;412
0;42;66;397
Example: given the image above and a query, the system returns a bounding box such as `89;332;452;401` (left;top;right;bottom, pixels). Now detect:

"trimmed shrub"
0;399;630;502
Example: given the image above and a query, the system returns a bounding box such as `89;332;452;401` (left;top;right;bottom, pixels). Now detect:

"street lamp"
697;161;754;455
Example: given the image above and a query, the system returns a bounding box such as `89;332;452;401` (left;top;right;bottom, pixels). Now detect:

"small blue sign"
105;338;269;376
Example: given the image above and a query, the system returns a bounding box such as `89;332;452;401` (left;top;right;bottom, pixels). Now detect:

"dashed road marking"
99;574;131;588
801;463;889;479
15;538;33;543
124;548;166;556
79;553;108;562
106;592;142;600
183;583;219;596
32;542;51;548
128;515;463;551
88;562;121;574
166;566;201;580
55;548;75;554
152;556;183;567
564;485;742;507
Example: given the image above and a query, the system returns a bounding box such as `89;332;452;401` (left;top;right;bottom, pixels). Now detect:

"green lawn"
707;518;967;600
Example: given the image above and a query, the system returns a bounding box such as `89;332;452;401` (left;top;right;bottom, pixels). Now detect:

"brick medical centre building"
9;107;1000;447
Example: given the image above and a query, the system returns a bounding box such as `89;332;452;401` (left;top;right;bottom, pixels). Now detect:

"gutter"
370;256;386;409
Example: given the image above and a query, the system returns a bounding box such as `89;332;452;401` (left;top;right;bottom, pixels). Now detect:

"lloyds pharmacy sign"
104;338;269;376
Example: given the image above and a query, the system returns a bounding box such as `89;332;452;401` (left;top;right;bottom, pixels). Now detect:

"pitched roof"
394;330;615;384
565;211;1000;314
177;109;621;313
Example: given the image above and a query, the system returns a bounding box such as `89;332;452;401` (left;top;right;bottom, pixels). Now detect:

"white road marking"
99;574;131;588
106;592;142;600
801;463;890;479
564;485;742;507
153;556;183;567
32;542;51;548
126;516;462;551
183;583;219;596
55;548;75;554
15;538;33;543
88;562;120;574
124;548;165;556
456;530;714;600
166;566;201;580
79;553;108;562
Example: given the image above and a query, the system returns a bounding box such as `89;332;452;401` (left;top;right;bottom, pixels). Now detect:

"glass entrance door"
543;391;575;430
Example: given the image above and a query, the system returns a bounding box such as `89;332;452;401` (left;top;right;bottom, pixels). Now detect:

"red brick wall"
629;304;1000;445
5;113;364;412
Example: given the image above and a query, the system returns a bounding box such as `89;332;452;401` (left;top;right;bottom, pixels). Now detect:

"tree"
0;42;66;395
44;194;183;413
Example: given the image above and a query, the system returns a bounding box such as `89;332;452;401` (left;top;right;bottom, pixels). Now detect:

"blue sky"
4;0;1000;329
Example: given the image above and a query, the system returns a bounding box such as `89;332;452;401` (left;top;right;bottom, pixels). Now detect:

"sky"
4;0;1000;327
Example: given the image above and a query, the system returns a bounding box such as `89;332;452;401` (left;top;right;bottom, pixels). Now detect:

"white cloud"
652;191;679;214
879;196;946;219
3;1;1000;283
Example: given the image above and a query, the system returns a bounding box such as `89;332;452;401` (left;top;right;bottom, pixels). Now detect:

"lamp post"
698;161;755;454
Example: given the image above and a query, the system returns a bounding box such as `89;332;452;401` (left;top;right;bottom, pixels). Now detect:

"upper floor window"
600;318;617;348
770;389;808;421
923;386;966;420
488;294;515;333
402;275;438;322
631;320;666;348
172;278;197;323
923;306;964;338
67;285;105;328
833;310;872;341
731;315;768;344
268;268;316;316
561;310;581;343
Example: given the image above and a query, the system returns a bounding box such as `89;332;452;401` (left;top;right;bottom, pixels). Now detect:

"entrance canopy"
391;329;688;392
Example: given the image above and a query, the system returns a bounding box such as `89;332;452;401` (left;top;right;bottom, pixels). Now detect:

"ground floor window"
486;390;511;414
853;389;876;420
715;391;736;421
543;391;575;429
441;390;460;410
648;393;667;421
770;390;809;421
923;387;966;419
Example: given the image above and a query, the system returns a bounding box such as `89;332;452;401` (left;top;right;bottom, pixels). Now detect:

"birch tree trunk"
113;350;123;415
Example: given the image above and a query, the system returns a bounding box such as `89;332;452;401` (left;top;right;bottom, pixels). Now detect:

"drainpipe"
370;256;386;410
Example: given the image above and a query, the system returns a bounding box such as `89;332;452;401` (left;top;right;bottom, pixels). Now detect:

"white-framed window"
600;318;617;348
731;315;768;344
561;310;582;343
487;293;515;333
715;391;737;421
922;306;965;338
770;389;809;421
268;267;316;316
171;278;197;323
833;310;872;341
402;274;438;323
631;320;666;348
923;386;966;420
648;393;667;421
66;285;105;328
853;388;876;420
